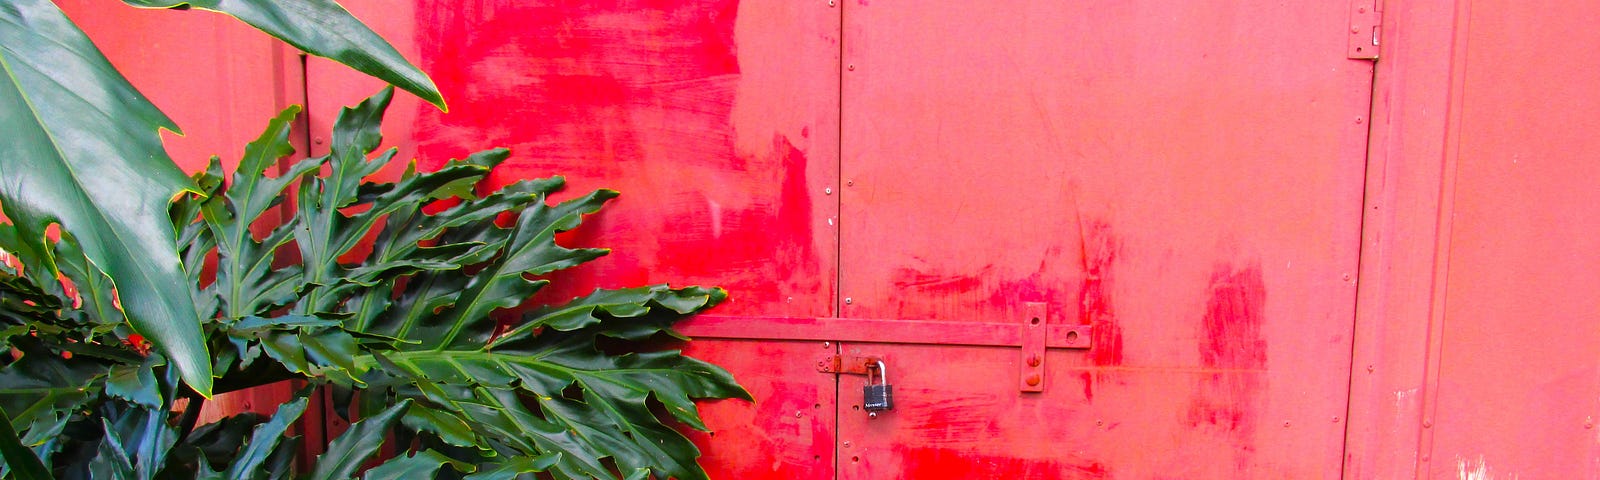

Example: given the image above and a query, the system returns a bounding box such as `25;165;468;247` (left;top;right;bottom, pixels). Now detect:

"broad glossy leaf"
175;412;267;475
461;453;560;480
0;405;52;480
105;357;162;409
362;449;469;480
0;0;210;396
0;348;105;447
308;400;410;480
119;0;443;109
225;397;307;480
88;419;137;480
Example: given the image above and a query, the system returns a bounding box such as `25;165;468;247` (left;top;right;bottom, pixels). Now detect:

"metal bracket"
817;355;883;375
1019;302;1048;392
1348;0;1382;59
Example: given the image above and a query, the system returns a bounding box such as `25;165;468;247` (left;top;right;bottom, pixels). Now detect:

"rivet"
825;187;833;195
848;64;856;71
1586;416;1594;429
844;297;853;305
796;411;804;418
1355;116;1365;124
828;0;835;5
1025;374;1041;386
1342;273;1351;281
823;341;831;348
1026;355;1041;367
1351;25;1361;34
1283;421;1291;428
1358;6;1367;13
1422;419;1432;428
1367;365;1375;373
1332;416;1341;423
313;137;325;145
843;441;852;448
1095;419;1104;426
847;180;855;186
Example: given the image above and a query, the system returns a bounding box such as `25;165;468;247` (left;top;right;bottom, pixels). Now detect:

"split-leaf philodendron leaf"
2;89;746;479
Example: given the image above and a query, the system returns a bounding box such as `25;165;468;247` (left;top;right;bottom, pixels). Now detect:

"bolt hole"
1030;317;1040;325
814;455;822;461
814;403;822;409
852;405;860;411
708;431;716;436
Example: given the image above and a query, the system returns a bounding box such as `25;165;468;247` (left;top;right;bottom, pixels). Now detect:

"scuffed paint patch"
1457;455;1518;480
1394;388;1417;408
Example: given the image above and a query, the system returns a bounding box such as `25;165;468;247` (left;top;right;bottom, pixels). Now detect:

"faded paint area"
1455;456;1518;480
1079;219;1122;368
1185;263;1268;472
407;0;830;316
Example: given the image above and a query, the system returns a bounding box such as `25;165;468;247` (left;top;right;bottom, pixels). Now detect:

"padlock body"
863;384;894;411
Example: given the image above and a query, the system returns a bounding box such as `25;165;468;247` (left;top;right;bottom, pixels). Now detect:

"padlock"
863;360;893;413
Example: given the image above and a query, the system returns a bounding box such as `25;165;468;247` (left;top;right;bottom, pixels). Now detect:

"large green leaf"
224;397;307;480
0;0;211;396
362;449;470;480
120;0;444;109
308;400;410;480
358;287;744;480
0;405;53;480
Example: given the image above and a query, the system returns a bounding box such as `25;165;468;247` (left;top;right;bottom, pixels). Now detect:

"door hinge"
1348;0;1382;60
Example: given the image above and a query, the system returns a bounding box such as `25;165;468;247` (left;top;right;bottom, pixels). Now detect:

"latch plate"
817;355;882;375
1019;302;1048;392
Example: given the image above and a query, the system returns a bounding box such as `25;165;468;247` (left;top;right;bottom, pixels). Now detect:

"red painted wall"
71;0;1600;477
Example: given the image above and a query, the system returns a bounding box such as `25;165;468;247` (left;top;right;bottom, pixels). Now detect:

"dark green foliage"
0;90;745;479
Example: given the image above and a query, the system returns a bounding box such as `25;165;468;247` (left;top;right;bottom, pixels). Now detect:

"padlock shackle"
874;360;888;385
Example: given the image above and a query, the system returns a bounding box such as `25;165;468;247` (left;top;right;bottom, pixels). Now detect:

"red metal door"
835;2;1374;477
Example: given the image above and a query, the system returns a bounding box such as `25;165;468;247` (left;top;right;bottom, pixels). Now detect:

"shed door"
836;2;1374;477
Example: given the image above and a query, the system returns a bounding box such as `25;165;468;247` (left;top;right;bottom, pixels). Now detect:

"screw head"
825;187;833;195
1025;374;1041;386
844;297;853;305
1026;355;1041;367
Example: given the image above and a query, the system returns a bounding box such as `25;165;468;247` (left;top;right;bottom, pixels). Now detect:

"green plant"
0;0;444;395
0;89;748;479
